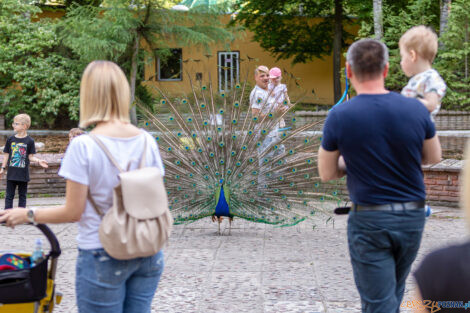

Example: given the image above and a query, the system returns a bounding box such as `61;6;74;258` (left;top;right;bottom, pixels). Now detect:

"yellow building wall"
144;15;346;105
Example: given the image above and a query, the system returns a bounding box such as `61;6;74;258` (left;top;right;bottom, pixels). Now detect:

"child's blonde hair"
69;128;84;138
14;114;31;129
462;141;470;229
79;61;130;128
254;65;269;76
399;25;438;63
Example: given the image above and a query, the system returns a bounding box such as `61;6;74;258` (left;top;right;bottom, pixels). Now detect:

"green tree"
436;0;470;110
233;0;359;104
0;0;81;127
60;0;237;124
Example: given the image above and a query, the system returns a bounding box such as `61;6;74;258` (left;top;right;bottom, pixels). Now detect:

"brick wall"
423;159;463;207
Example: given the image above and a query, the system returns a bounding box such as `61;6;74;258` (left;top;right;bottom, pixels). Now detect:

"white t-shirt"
268;83;288;106
250;85;279;137
401;68;446;121
58;130;165;250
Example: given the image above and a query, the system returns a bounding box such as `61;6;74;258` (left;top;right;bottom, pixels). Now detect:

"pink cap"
269;67;282;79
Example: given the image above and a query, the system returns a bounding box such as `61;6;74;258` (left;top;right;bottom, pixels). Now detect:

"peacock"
140;71;346;233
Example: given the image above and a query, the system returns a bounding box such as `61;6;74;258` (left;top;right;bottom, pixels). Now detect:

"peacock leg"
228;217;233;235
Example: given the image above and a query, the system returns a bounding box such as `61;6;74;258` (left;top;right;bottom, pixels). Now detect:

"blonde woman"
0;61;166;313
413;142;470;312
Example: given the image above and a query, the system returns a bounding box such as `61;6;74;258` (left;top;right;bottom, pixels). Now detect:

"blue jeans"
76;248;164;313
347;208;425;313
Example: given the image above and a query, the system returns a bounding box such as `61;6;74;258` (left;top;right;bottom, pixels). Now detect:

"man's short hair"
399;26;438;63
254;65;269;76
346;39;389;82
14;114;31;129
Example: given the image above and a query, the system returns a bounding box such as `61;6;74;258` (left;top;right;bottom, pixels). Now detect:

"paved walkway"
0;197;468;313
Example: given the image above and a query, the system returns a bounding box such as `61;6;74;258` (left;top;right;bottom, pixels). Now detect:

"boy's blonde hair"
79;61;130;128
14;114;31;129
399;25;438;63
462;141;470;229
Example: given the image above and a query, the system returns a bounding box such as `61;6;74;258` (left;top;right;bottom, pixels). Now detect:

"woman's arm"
0;180;87;227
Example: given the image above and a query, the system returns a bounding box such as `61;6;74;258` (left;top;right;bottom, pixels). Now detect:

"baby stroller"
0;223;62;313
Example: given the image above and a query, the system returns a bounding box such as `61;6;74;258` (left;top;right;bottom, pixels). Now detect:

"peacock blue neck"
214;184;230;217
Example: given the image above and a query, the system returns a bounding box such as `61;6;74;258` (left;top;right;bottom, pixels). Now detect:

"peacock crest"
140;70;345;232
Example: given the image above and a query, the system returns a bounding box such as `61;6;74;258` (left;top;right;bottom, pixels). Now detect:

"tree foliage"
0;0;81;127
358;0;469;111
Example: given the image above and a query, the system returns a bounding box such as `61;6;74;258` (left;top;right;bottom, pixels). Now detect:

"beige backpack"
87;133;172;260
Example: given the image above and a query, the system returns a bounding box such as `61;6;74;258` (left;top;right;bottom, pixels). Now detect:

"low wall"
0;153;463;208
423;159;463;207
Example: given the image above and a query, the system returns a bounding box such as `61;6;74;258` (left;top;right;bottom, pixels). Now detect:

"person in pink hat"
268;67;290;128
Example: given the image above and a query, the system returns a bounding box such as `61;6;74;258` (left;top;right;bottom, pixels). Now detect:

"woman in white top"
0;61;166;313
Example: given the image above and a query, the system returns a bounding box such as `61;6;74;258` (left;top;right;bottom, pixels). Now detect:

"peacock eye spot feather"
256;142;261;147
283;100;288;105
217;127;222;132
209;153;214;157
203;121;208;125
248;130;253;135
160;99;166;105
219;142;225;147
236;162;241;167
234;102;240;107
268;113;273;118
273;145;278;150
187;117;193;122
261;129;267;134
221;93;225;97
185;146;190;150
167;147;172;151
177;132;182;137
249;158;254;163
304;174;310;179
263;158;269;163
219;109;224;114
145;122;149;126
235;84;241;89
232;120;237;124
155;136;160;141
289;150;295;155
215;172;220;176
292;118;296;122
202;86;207;90
169;116;174;121
219;160;225;165
192;133;197;138
253;117;258;122
282;133;287;137
242;145;247;150
201;104;206;108
182;99;188;104
198;148;203;153
304;139;309;144
231;151;236;156
207;137;212;141
256;98;262;103
279;176;284;181
292;168;297;172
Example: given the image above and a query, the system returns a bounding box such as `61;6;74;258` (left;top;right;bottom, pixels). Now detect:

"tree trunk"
129;33;140;126
333;0;342;104
373;0;383;40
440;0;451;38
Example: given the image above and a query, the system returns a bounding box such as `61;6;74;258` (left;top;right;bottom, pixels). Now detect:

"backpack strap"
87;190;104;217
89;134;124;173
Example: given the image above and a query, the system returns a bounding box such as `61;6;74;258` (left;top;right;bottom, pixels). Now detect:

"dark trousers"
347;208;425;313
5;180;28;209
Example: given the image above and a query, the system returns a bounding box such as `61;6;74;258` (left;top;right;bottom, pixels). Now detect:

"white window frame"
218;51;240;92
157;48;182;81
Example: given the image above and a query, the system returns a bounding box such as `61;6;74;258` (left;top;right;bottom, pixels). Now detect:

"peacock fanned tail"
140;71;345;227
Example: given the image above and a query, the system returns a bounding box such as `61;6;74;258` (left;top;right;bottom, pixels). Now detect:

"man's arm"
422;135;441;165
318;147;346;182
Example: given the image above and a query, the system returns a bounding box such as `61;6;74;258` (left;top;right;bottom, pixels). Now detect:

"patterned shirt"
401;68;447;121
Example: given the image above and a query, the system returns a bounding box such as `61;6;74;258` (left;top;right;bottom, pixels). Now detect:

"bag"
87;133;172;260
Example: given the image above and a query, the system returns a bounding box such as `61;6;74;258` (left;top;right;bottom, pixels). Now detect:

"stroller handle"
36;224;61;259
1;223;61;259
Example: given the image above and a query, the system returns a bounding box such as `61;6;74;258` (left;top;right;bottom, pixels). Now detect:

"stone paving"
0;197;468;313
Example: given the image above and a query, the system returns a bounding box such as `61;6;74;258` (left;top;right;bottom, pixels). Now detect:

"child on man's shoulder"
399;25;446;122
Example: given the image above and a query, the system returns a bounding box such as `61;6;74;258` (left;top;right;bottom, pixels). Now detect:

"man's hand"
0;168;3;179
